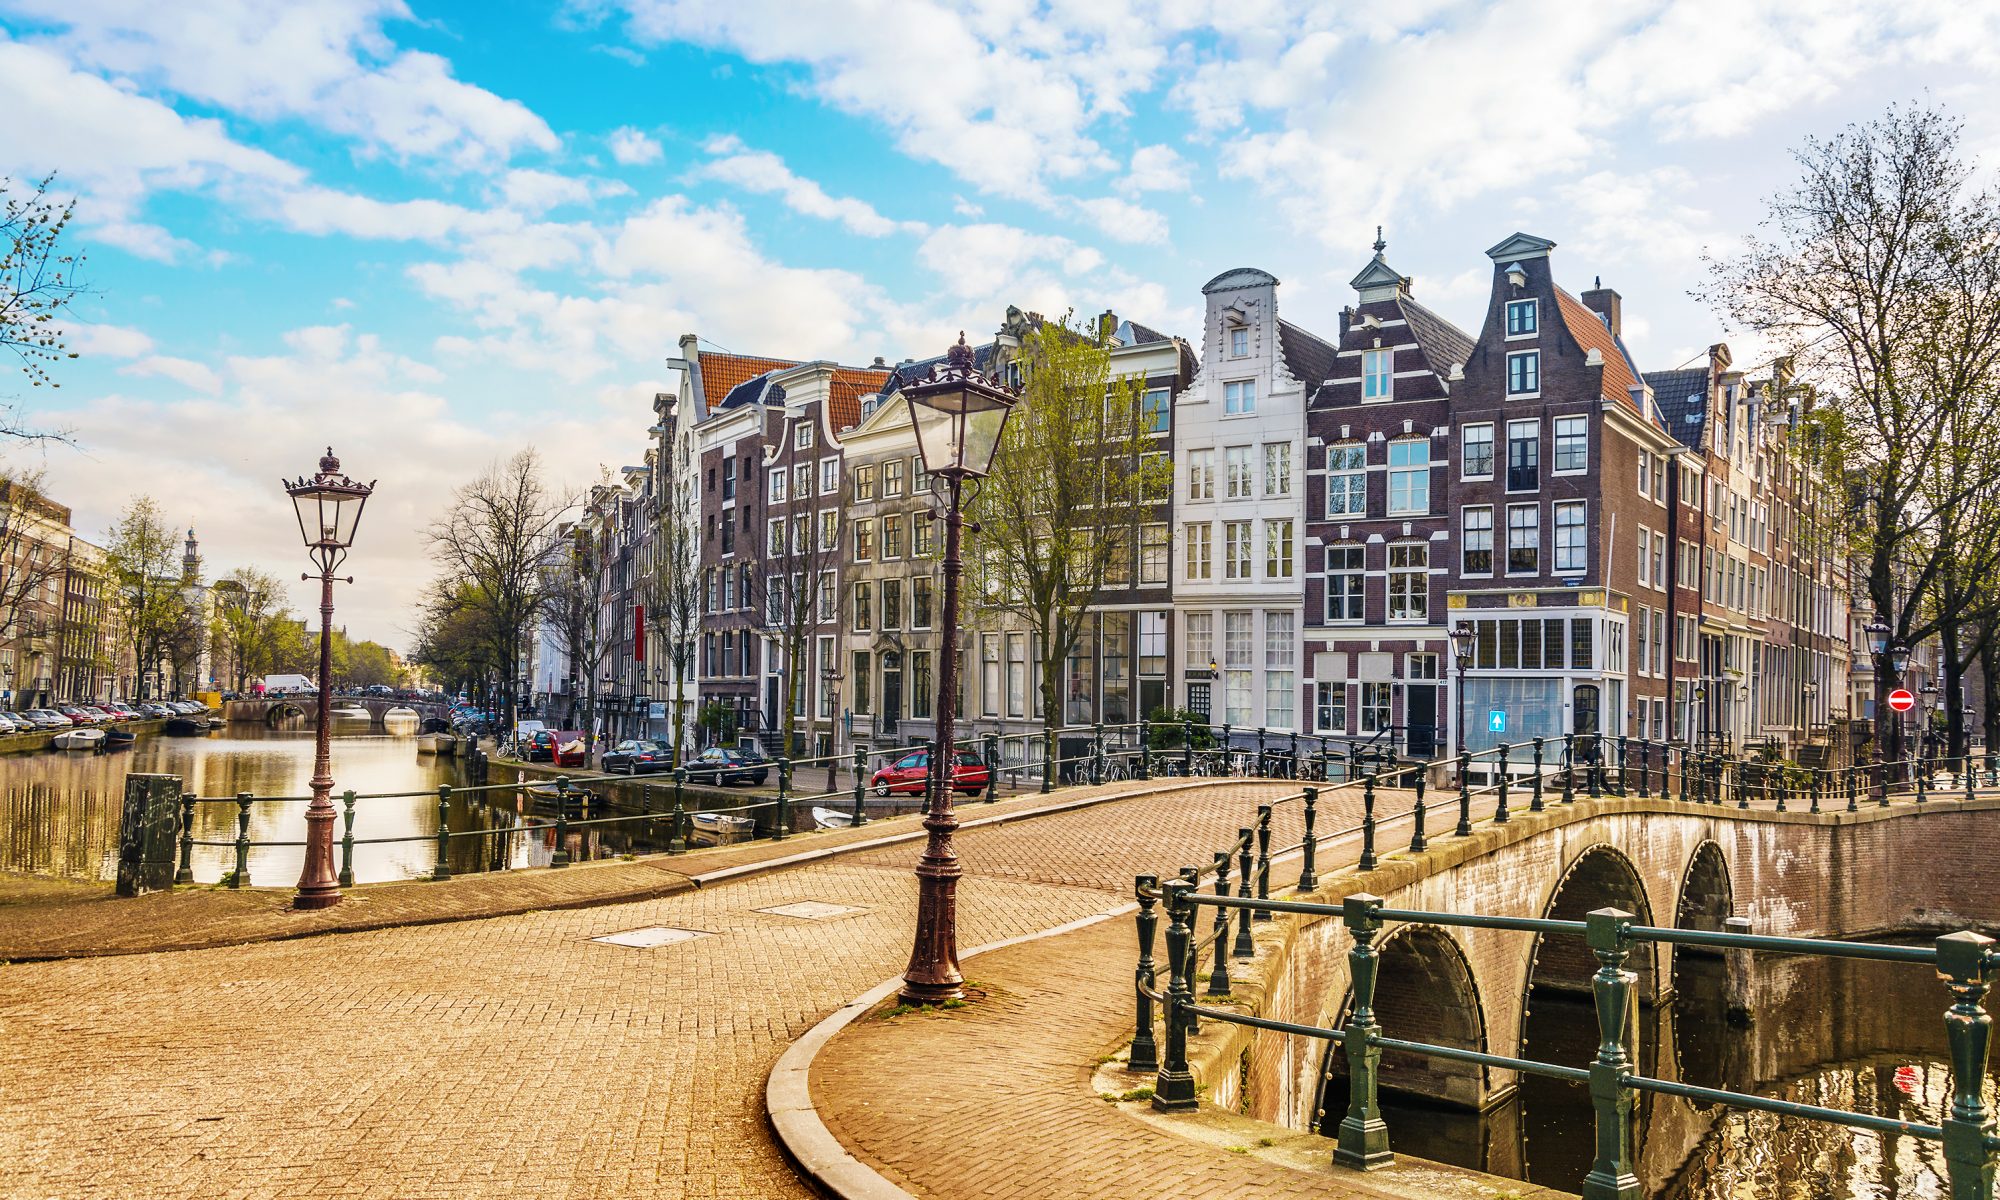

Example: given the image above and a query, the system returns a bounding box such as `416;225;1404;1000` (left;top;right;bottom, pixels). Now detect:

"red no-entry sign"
1887;688;1916;712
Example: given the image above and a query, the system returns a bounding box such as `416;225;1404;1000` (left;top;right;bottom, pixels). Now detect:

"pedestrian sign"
1489;710;1507;733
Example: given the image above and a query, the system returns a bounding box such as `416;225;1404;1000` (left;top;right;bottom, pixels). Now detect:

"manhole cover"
756;901;867;920
591;926;711;948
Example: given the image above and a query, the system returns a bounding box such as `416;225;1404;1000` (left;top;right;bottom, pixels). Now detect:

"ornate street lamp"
282;448;374;910
1449;621;1475;759
1864;617;1891;659
899;333;1018;1006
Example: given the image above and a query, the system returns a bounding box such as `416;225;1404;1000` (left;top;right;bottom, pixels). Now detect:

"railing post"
985;734;1001;801
1335;893;1391;1170
1209;851;1234;993
1810;768;1822;815
1970;755;1980;805
1299;786;1319;890
1847;764;1859;813
432;785;452;881
231;792;252;889
1233;830;1255;955
1582;906;1641;1200
1531;737;1546;812
774;757;791;841
1637;740;1650;799
852;749;867;826
1589;736;1604;799
1182;718;1195;777
1563;734;1578;804
1042;728;1055;794
1936;930;1999;1200
1918;755;1931;805
1358;773;1380;869
1616;734;1629;796
335;789;357;887
1409;771;1429;853
671;769;688;852
1290;730;1301;780
1456;751;1473;837
1254;805;1273;919
1130;875;1161;1075
1494;742;1512;824
1152;878;1198;1110
1178;866;1203;1035
1774;768;1787;813
1092;722;1105;786
1220;723;1234;776
1989;751;1997;789
175;792;196;885
1138;730;1152;782
551;777;572;867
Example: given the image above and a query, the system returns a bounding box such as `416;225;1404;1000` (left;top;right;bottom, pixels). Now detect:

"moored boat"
811;806;856;830
689;811;755;845
52;728;105;751
102;727;137;749
525;781;592;812
164;716;208;737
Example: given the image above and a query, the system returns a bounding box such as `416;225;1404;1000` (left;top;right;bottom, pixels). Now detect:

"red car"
871;749;990;796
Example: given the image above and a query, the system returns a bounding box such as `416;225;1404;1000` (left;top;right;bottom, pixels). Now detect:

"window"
1224;521;1252;580
820;510;839;551
1362;348;1392;400
1006;633;1027;717
1187;449;1215;501
768;468;787;504
794;463;812;499
1507;504;1540;574
1462;506;1494;575
1225;379;1256;414
912;456;928;495
1554;416;1587;473
795;422;814;450
1462;423;1494;479
908;651;930;719
1185;522;1212;580
981;635;1000;717
818;573;836;622
882;514;904;559
854;465;875;501
884;458;905;498
1327;444;1366;516
1225;446;1253;498
1553;501;1585;572
1652;609;1667;676
1141;523;1169;585
1265;519;1294;580
853;582;872;630
1506;299;1537;336
1361;682;1392;734
853;519;874;561
1387;438;1429;514
880;579;902;630
913;516;934;557
1636;449;1651;497
1315;682;1347;734
1636;607;1651;676
819;458;839;495
911;575;933;628
1507;350;1540;395
1229;326;1249;357
1263;442;1292;497
1185;612;1213;671
722;458;736;500
1264;611;1295;730
1388;542;1428;621
1506;420;1539;491
766;518;785;557
1224;612;1253;724
1651;529;1666;589
720;517;735;555
1324;545;1363;621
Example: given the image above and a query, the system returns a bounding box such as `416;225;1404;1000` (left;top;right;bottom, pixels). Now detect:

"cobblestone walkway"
0;780;1293;1199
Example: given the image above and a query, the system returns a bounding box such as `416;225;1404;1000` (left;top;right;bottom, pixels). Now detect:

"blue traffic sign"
1489;710;1507;733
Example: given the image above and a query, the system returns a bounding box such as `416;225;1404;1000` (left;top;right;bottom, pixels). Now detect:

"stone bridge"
1172;791;2000;1184
222;697;450;728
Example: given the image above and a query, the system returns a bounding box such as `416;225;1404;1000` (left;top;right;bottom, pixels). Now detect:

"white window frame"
1553;500;1587;574
1264;518;1294;580
1386;438;1429;516
1185;522;1212;581
1461;505;1494;577
1507;349;1541;397
1362;348;1392;401
1506;503;1540;576
1224;379;1256;415
1229;326;1249;358
1553;415;1588;474
1505;298;1538;338
1326;444;1366;517
1461;422;1494;481
1187;449;1215;502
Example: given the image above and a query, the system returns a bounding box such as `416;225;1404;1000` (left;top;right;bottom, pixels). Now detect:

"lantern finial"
946;332;974;371
320;447;341;475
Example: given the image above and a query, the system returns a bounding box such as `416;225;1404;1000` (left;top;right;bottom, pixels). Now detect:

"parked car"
871;748;991;797
523;730;556;763
58;705;100;726
78;706;114;724
684;746;771;787
26;709;71;729
134;703;170;719
549;731;589;768
101;702;139;720
602;739;674;775
0;712;23;734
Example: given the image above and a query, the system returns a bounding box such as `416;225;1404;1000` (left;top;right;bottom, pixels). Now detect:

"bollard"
1774;770;1787;813
1359;773;1379;870
1254;805;1273;917
1456;751;1474;836
774;757;791;841
432;785;453;881
1233;830;1255;954
1409;771;1429;854
1969;756;1979;805
671;769;688;852
1810;769;1822;815
1494;743;1512;824
1589;736;1604;799
1256;726;1269;777
1152;879;1198;1110
1335;894;1391;1170
175;792;197;885
1209;851;1234;993
231;792;252;889
1563;734;1578;804
1989;752;1997;790
1042;728;1055;794
1299;786;1320;891
1130;875;1161;1074
1723;915;1754;1021
1582;907;1641;1200
852;748;867;826
1532;737;1546;812
551;777;572;867
1220;724;1234;776
1935;930;1999;1200
1847;765;1859;814
1139;731;1153;782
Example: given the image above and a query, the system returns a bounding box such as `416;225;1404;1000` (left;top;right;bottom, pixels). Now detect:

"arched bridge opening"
1317;924;1491;1119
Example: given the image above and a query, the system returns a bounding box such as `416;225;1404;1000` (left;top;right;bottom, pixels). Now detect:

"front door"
1405;685;1438;758
1573;684;1601;762
882;654;903;731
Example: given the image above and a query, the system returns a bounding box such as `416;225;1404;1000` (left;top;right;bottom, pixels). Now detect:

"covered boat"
52;728;105;751
689;811;755;845
811;806;857;830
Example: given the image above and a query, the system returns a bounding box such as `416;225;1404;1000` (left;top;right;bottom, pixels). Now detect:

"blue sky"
3;0;1999;647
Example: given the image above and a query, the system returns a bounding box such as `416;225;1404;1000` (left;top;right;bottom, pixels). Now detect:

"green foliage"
1146;707;1217;750
696;699;738;744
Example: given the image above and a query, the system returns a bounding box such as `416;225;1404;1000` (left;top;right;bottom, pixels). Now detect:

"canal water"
0;719;680;884
1326;947;2000;1197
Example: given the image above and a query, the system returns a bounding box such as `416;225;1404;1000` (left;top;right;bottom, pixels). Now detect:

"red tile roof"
1554;288;1642;409
699;352;797;411
827;368;889;432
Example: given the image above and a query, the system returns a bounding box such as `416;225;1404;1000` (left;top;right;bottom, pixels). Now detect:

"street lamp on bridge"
899;333;1017;1007
1449;621;1474;763
283;448;374;911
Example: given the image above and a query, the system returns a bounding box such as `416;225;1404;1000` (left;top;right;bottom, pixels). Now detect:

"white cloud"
1120;144;1191;193
68;323;155;359
917;223;1103;300
697;135;925;237
121;355;222;393
607;126;663;165
1069;195;1168;245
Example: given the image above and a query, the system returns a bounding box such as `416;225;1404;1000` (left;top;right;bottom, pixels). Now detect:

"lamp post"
821;664;841;790
1449;621;1474;761
282;448;373;911
1890;639;1911;779
899;333;1017;1006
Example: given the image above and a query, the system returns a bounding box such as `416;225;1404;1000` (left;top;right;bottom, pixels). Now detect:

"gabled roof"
826;367;890;432
1278;319;1338;388
1645;367;1710;449
719;371;785;410
1349;255;1407;293
1555;288;1646;415
1203;267;1279;294
1401;297;1475;375
881;339;1001;396
699;352;797;410
1485;232;1557;262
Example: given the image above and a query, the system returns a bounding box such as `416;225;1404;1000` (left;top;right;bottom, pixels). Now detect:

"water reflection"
1326;948;1998;1197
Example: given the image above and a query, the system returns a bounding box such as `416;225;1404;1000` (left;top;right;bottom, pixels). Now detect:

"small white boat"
52;728;105;751
811;806;857;830
416;733;444;754
689;811;756;845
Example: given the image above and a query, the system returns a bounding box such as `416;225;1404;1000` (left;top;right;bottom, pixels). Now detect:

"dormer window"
1229;326;1249;358
1507;350;1541;397
1362;348;1392;400
1224;379;1256;415
1506;299;1537;337
795;423;815;450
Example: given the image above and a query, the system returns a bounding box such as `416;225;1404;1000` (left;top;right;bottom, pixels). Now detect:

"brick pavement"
0;779;1292;1200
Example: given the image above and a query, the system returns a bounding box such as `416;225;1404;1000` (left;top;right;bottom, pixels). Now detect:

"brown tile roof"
1554;288;1643;410
699;352;797;411
827;368;890;432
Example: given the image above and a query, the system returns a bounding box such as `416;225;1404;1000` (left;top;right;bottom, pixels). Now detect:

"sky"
3;0;1999;650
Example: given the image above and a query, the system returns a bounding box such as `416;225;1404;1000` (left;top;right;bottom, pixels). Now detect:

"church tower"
181;528;201;585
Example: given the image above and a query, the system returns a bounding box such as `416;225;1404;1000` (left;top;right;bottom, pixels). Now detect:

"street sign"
1489;710;1507;733
1887;688;1916;713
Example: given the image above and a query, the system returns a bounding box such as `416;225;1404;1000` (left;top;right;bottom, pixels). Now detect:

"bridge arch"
1674;840;1733;935
1316;924;1491;1115
264;702;306;727
1526;843;1660;1001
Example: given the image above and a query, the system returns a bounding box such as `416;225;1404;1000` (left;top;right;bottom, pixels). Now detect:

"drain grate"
590;926;711;948
756;901;867;921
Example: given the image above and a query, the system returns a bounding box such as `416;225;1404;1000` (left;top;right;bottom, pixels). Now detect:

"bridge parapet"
223;697;450;727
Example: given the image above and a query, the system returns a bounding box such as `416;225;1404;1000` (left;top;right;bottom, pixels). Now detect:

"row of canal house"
641;230;1852;766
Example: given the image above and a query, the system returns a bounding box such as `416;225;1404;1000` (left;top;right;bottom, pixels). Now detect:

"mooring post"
1151;879;1198;1110
1531;737;1547;811
851;749;867;826
1582;907;1642;1200
1359;773;1379;869
1456;751;1474;837
174;791;196;886
551;777;572;867
1335;893;1391;1171
1564;734;1578;805
1409;771;1429;853
231;792;252;889
1130;875;1161;1075
774;757;791;841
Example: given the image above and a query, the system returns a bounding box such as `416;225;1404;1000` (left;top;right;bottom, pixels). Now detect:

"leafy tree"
541;518;608;752
211;567;291;690
103;496;183;699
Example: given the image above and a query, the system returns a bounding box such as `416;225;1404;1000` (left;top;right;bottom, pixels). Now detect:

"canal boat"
811;806;856;830
689;811;755;845
101;727;137;750
51;728;105;751
164;716;209;737
525;781;592;812
415;732;453;754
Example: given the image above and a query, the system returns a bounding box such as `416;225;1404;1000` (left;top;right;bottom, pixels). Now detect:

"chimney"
1580;277;1622;337
870;355;886;369
1097;309;1118;345
1708;342;1734;374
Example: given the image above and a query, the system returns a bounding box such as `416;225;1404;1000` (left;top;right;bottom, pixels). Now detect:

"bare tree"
541;520;609;752
640;434;702;763
759;422;843;761
0;467;71;693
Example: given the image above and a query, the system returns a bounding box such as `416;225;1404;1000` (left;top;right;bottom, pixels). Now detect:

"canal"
0;719;683;884
1325;946;2000;1197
